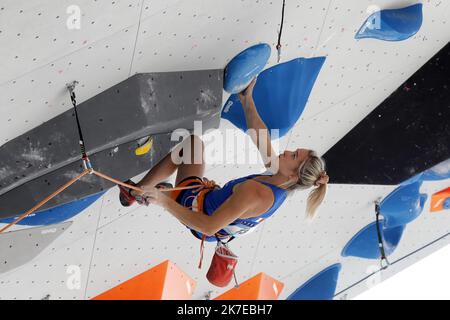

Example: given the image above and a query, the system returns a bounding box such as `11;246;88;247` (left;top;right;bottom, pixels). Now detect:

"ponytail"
305;183;327;220
289;150;329;220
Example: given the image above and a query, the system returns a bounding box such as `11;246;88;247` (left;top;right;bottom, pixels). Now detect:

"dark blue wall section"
0;192;105;226
355;3;423;41
287;264;342;300
222;56;326;138
223;43;271;94
324;43;450;185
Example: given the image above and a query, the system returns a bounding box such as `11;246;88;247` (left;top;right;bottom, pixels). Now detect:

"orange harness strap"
199;235;207;269
168;177;219;269
194;180;237;269
196;190;210;269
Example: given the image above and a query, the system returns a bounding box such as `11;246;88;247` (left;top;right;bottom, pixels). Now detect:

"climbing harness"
169;177;239;287
169;178;226;268
374;200;391;270
276;0;286;63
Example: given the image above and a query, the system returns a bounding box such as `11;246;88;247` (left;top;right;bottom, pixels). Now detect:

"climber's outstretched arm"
143;183;259;236
238;79;277;169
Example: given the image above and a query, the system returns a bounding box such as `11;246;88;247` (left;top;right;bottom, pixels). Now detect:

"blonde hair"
289;150;328;220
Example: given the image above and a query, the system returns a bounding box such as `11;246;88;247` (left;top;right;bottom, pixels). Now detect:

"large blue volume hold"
222;56;326;138
355;3;423;41
223;43;271;94
379;180;427;228
287;264;342;300
342;179;427;260
341;221;405;259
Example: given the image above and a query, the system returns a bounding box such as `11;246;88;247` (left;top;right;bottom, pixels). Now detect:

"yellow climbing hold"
135;136;153;156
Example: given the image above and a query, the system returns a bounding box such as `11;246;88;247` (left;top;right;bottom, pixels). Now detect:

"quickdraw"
276;0;286;63
375;200;391;270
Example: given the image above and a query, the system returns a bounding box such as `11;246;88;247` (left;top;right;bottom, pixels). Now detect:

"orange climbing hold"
214;272;284;300
430;187;450;213
92;260;196;300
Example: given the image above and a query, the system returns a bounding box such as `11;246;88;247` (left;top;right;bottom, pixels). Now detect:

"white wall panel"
0;0;449;300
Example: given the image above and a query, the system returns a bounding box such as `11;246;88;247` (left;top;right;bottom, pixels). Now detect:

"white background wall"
355;244;450;300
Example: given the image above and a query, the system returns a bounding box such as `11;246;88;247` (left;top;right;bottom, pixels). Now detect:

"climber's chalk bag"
206;241;238;287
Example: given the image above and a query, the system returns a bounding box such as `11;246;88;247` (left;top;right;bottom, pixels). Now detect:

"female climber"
118;78;329;242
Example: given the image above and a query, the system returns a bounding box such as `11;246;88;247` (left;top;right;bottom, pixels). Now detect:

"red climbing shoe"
119;180;137;207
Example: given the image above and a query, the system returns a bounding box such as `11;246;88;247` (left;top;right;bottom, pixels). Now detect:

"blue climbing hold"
421;158;450;181
287;264;342;300
342;222;381;259
355;3;423;41
0;191;105;226
399;158;450;185
380;180;427;228
399;172;423;186
342;178;427;260
223;43;271;94
443;197;450;210
222;56;326;138
383;225;405;254
342;221;405;259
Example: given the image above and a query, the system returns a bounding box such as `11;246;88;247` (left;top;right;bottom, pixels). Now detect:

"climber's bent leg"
135;149;178;190
174;134;205;186
119;135;205;206
134;134;205;190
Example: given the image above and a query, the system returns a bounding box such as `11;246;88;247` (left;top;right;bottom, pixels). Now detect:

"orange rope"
0;169;214;234
92;170;144;192
92;170;211;193
0;170;90;234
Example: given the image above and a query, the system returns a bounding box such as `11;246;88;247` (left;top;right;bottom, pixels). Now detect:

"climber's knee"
173;134;204;165
185;134;204;165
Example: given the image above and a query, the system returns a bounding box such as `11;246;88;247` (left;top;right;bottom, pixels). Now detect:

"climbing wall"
1;0;450;300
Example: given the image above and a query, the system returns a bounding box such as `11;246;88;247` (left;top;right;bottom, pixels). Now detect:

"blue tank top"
191;174;287;241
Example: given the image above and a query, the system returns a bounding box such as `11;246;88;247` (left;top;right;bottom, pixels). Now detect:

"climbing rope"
0;169;204;234
0;83;209;234
0;170;89;233
276;0;286;63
